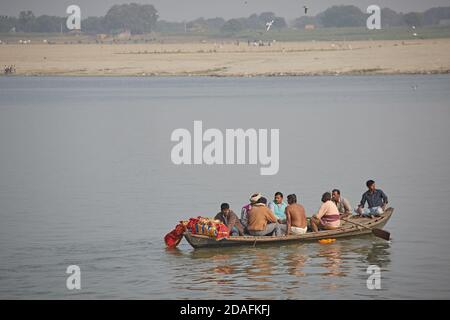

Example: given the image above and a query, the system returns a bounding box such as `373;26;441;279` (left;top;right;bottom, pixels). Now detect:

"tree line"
293;5;450;29
1;3;450;34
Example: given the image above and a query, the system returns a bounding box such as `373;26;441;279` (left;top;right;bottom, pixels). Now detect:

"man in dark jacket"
214;203;245;236
355;180;389;218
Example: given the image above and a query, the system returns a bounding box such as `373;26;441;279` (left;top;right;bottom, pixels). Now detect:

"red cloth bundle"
164;216;230;247
164;222;186;248
187;216;229;239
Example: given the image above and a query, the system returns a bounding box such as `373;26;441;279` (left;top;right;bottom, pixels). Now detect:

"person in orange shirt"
247;197;285;236
310;192;341;232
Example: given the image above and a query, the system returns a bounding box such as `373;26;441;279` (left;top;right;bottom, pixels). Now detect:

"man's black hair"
366;180;375;188
287;194;297;204
332;189;340;195
274;192;283;198
321;192;332;203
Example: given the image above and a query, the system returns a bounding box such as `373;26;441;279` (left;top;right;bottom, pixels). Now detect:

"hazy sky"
1;0;450;21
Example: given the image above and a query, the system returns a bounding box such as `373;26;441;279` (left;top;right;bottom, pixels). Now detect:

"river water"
0;75;449;299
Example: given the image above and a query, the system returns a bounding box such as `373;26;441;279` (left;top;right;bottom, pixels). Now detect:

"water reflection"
317;243;346;278
165;237;392;299
245;251;275;280
351;237;392;269
366;242;392;268
285;250;308;277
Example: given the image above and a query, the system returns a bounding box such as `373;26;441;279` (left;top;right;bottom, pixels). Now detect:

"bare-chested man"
285;194;308;235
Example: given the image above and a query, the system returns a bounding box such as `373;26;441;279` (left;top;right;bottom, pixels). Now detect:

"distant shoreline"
2;38;450;77
2;70;450;77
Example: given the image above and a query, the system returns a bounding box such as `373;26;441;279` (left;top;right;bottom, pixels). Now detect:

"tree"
381;8;404;27
292;16;320;29
155;20;185;33
18;10;36;32
318;5;366;28
221;18;244;33
33;15;65;32
204;17;225;30
104;3;158;34
423;7;450;25
82;16;107;34
403;12;423;27
272;17;287;29
246;13;263;29
0;16;18;33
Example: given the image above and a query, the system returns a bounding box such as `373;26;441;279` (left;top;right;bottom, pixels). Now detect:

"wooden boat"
183;207;393;249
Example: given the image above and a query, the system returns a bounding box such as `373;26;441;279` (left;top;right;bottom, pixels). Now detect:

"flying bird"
266;20;274;31
303;5;309;15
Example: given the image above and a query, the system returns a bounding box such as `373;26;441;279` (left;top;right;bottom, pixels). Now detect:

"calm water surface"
0;75;449;299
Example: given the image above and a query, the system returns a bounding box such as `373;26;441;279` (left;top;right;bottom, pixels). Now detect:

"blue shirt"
360;189;388;208
269;201;287;220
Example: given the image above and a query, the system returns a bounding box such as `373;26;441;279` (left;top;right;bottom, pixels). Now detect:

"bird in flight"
303;5;309;15
266;20;274;31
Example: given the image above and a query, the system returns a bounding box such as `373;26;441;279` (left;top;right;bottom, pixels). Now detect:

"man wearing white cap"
240;193;262;230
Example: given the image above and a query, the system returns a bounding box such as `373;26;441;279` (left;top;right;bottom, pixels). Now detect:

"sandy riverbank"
1;38;450;76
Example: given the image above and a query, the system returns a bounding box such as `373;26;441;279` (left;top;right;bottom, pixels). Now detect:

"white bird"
266;20;274;31
413;33;418;37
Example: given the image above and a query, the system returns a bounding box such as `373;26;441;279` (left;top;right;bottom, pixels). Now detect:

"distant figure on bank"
331;189;352;217
241;192;262;229
355;180;388;217
269;191;287;223
247;197;284;236
310;192;341;232
214;203;244;236
285;194;308;235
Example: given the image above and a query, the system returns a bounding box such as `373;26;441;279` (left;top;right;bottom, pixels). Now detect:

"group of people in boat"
214;179;389;237
3;65;16;74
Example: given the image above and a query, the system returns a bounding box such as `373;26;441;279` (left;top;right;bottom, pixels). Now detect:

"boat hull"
183;208;393;249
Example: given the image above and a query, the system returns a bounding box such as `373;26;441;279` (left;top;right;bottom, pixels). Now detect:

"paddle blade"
372;228;390;241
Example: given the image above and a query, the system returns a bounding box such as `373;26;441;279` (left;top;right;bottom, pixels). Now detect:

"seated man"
247;197;285;236
285;194;308;235
355;180;388;218
214;203;245;236
310;192;341;232
241;193;261;229
331;189;352;218
269;192;288;223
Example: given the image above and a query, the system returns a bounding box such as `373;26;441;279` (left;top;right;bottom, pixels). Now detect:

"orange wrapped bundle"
187;216;229;240
164;216;229;247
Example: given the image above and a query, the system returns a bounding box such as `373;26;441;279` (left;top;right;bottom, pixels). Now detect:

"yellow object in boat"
318;238;336;244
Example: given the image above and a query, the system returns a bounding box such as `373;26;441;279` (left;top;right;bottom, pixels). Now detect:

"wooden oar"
341;217;391;241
